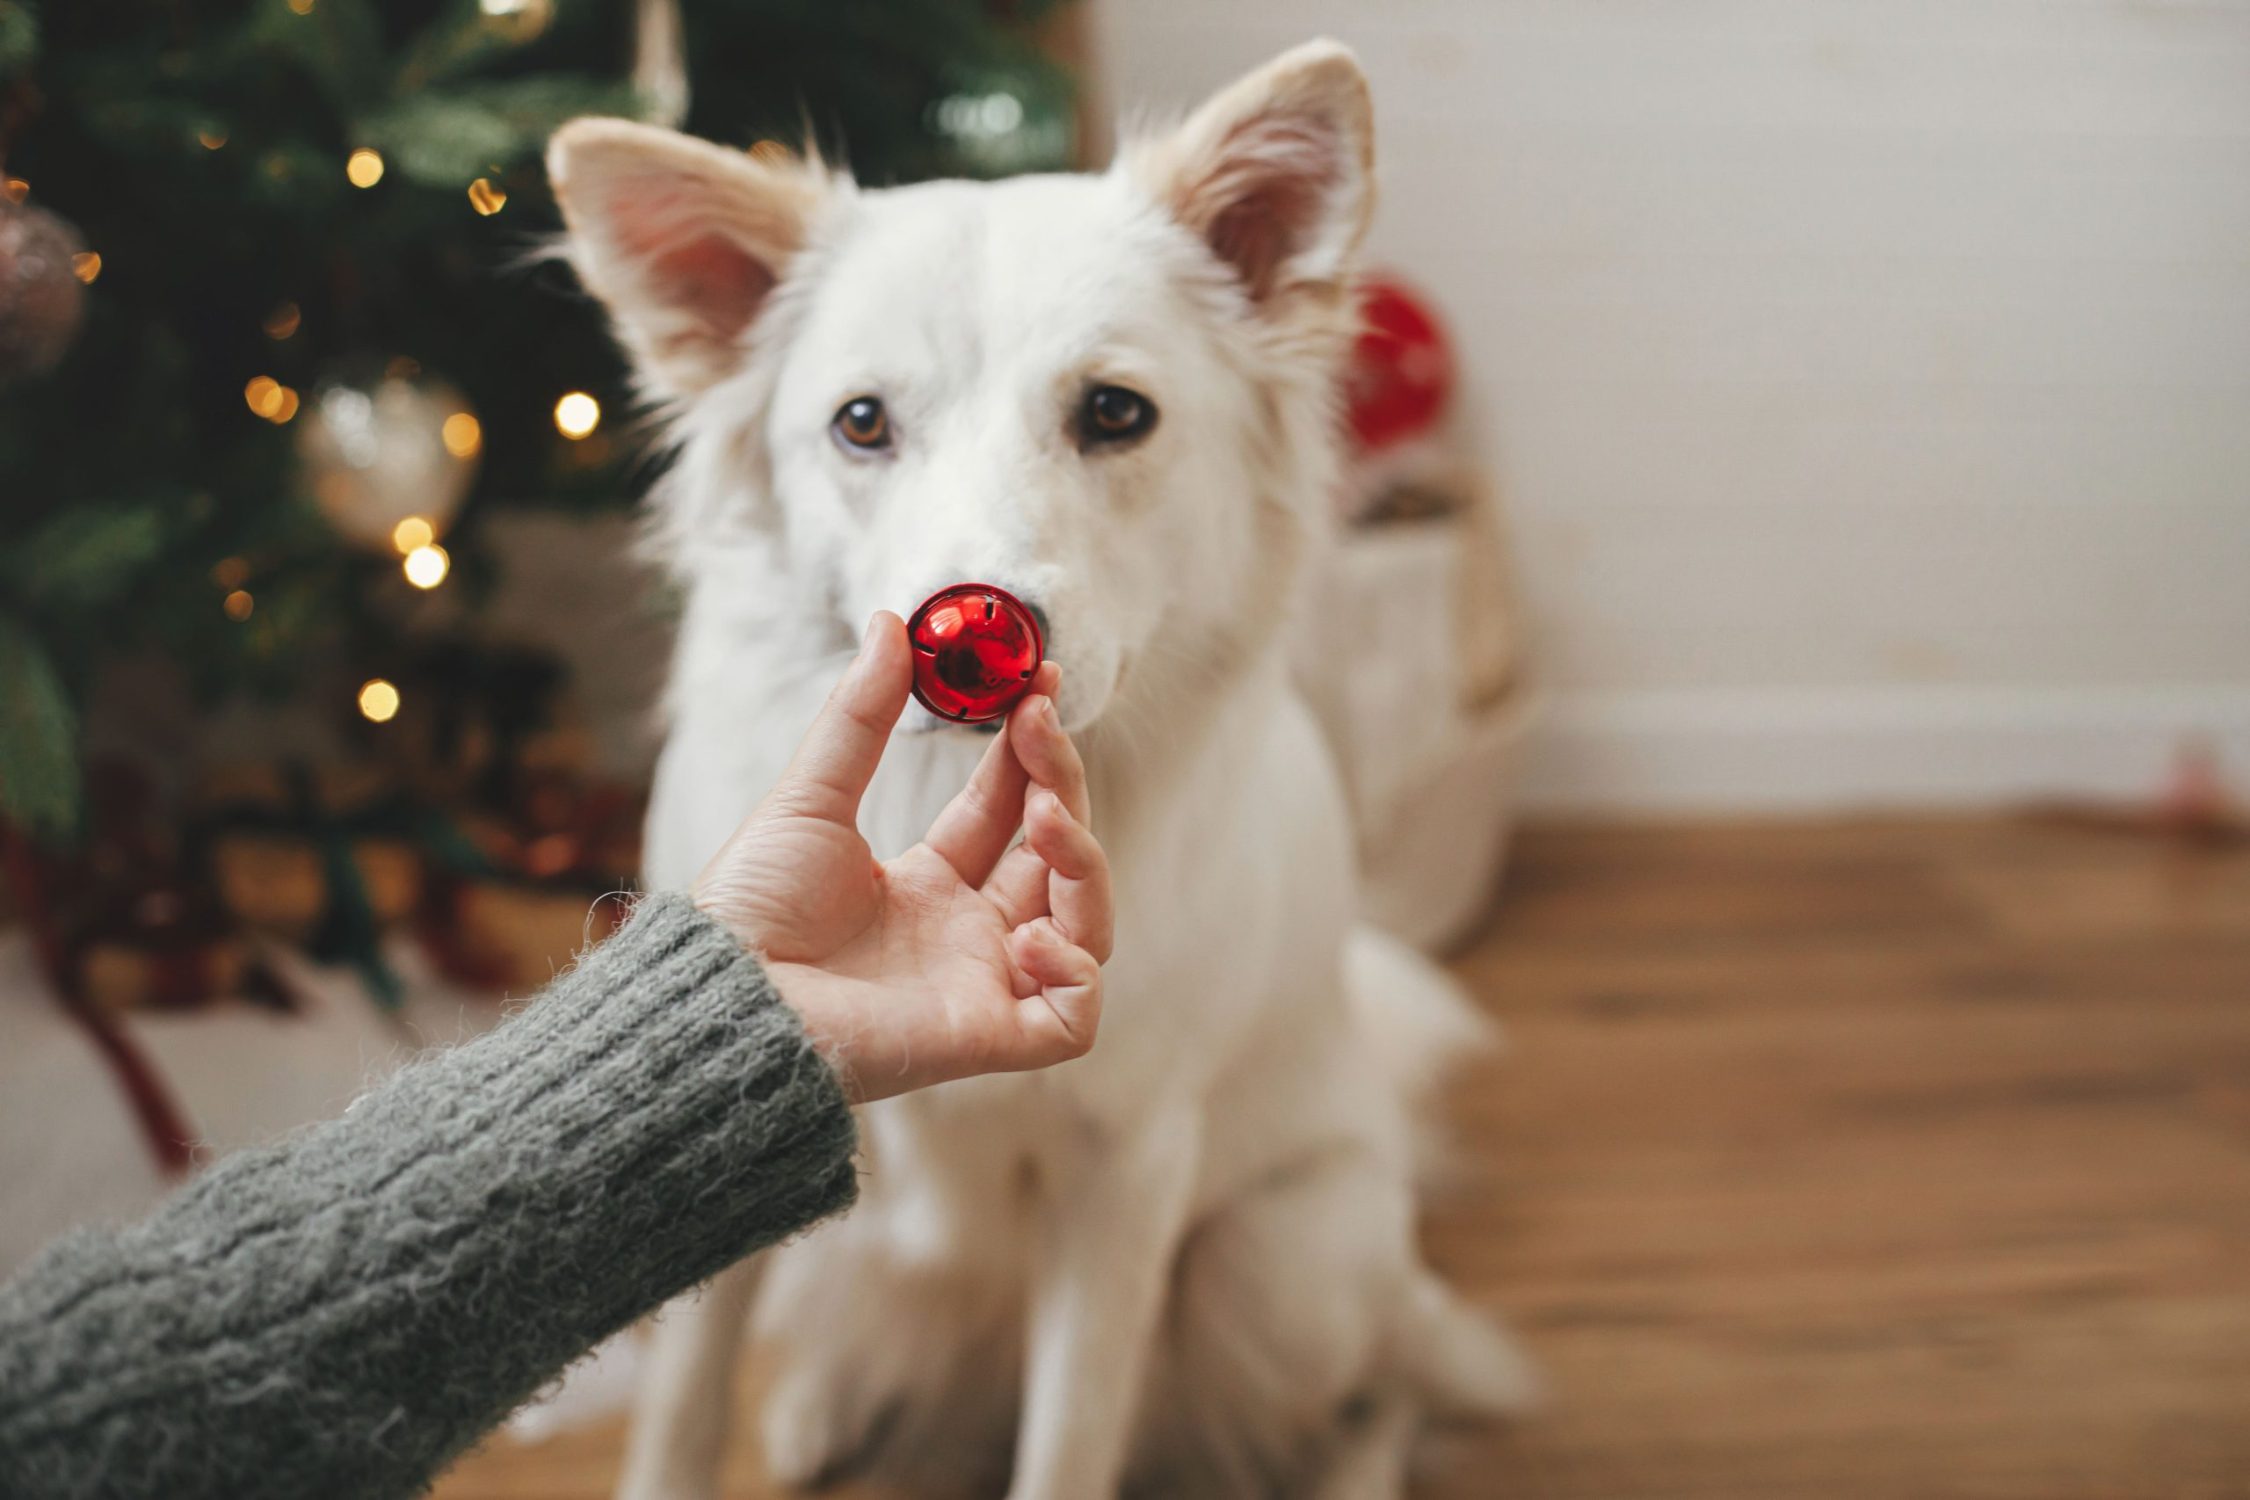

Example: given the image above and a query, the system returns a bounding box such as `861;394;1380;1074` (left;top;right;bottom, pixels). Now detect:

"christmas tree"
0;0;1077;844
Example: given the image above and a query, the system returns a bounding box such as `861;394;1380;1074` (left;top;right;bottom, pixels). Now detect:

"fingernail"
1042;789;1070;821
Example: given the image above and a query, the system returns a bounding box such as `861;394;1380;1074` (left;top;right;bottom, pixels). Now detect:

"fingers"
1007;679;1090;827
981;671;1107;939
923;718;1033;886
982;843;1052;932
770;614;913;825
1024;788;1114;963
979;783;1077;934
1009;918;1102;1065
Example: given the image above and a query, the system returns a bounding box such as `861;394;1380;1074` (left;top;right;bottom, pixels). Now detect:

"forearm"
0;894;857;1500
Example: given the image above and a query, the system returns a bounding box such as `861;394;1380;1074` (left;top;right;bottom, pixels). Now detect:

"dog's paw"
760;1361;900;1492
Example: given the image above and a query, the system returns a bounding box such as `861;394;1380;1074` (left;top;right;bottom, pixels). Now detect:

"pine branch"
356;76;645;186
0;616;78;842
0;2;35;79
4;503;169;612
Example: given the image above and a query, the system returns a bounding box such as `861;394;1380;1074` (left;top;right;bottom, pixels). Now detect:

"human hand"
692;613;1112;1102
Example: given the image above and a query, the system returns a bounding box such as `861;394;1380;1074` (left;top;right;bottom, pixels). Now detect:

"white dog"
547;40;1531;1500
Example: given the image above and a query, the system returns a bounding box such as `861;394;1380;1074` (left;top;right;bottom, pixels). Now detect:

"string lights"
357;679;401;723
440;411;482;458
553;391;600;439
402;544;450;590
243;375;300;424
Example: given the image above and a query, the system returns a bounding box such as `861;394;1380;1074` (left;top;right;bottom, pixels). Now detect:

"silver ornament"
297;368;480;552
0;197;89;386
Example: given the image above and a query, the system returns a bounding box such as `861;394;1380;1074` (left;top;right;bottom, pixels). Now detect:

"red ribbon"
1;822;197;1178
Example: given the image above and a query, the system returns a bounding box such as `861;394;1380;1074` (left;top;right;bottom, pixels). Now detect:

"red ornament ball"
906;584;1044;725
1343;274;1454;454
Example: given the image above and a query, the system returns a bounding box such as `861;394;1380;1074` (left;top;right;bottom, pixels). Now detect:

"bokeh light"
357;679;401;723
402;544;451;590
553;391;600;439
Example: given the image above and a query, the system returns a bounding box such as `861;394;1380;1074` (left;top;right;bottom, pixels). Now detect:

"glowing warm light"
440;411;482;458
466;177;507;216
286;0;316;14
210;556;251;590
358;679;401;723
198;129;228;151
392;516;435;553
245;376;300;424
263;302;301;340
70;252;101;284
402;544;451;590
346;149;385;188
1;178;26;204
222;589;255;622
553;391;600;439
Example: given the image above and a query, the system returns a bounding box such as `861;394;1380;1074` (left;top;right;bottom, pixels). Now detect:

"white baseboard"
1515;684;2250;815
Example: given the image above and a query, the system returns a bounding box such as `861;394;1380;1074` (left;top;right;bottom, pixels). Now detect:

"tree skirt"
0;930;497;1279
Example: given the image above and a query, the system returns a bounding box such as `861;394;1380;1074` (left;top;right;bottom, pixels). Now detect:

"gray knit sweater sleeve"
0;893;858;1500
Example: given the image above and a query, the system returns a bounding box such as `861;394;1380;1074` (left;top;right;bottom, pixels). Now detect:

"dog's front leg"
615;1256;760;1500
1010;1111;1203;1500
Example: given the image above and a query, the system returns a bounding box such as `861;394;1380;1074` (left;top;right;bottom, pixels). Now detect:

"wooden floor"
434;817;2250;1499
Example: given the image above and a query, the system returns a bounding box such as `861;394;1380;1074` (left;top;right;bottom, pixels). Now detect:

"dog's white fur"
548;41;1531;1500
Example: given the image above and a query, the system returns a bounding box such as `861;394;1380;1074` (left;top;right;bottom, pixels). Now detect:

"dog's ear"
1127;39;1375;306
547;119;831;397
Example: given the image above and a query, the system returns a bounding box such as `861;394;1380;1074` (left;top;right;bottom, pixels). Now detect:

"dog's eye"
832;396;891;452
1079;385;1157;449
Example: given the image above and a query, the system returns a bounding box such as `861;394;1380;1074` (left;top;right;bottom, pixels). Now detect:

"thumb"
771;613;913;824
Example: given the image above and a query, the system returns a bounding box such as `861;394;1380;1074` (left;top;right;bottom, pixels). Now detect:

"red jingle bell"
906;583;1045;724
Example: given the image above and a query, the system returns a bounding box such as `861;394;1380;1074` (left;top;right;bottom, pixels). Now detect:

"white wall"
1090;0;2250;812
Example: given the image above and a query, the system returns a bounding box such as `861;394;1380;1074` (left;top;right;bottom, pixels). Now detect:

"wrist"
690;873;766;956
758;960;875;1104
